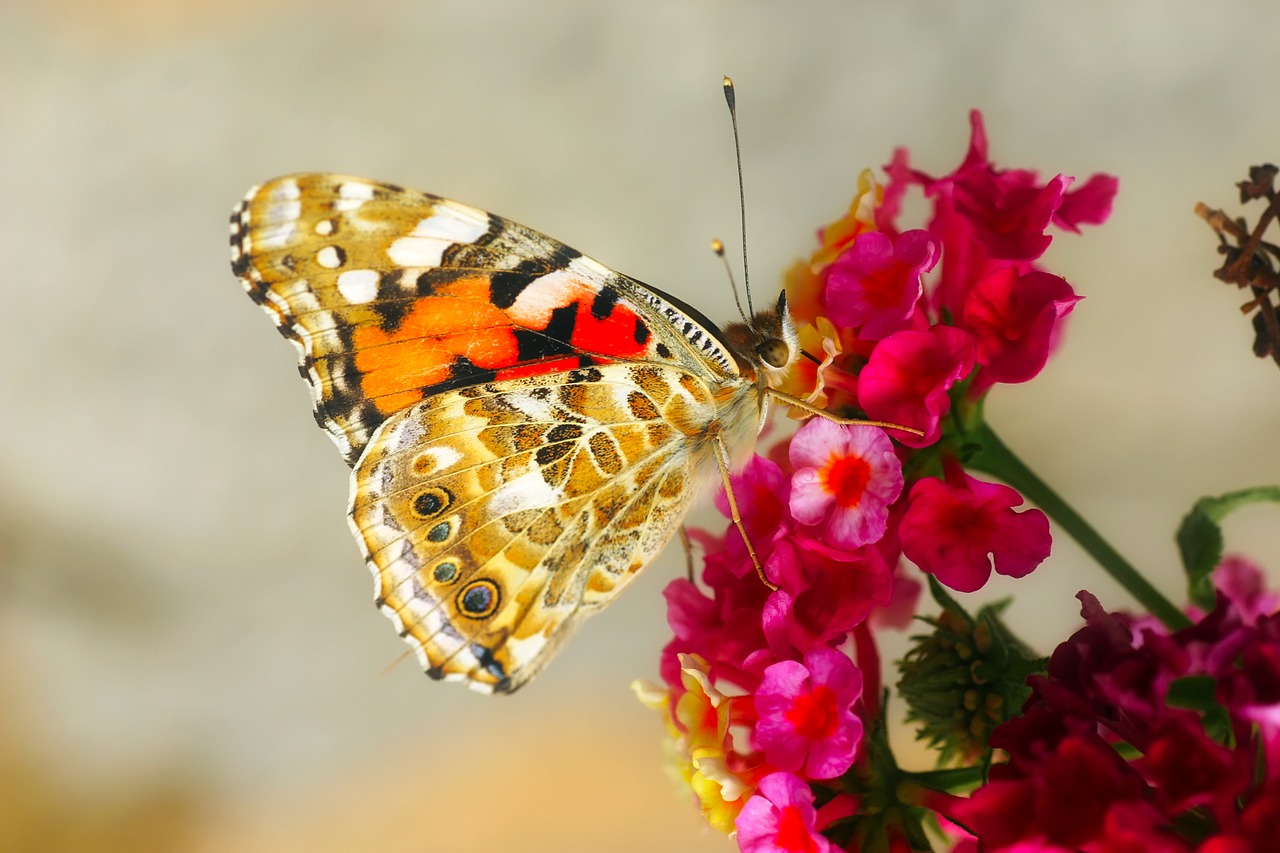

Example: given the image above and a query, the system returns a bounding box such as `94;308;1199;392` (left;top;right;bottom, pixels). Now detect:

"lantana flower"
636;108;1129;853
963;267;1081;390
736;772;837;853
824;229;937;340
856;325;975;447
753;649;864;779
788;420;904;549
898;465;1051;592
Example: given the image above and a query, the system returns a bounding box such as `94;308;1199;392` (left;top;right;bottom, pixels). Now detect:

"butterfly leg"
713;435;778;591
679;526;697;583
766;389;925;435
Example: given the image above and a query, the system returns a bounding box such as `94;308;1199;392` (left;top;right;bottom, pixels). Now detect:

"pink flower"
753;649;864;779
1213;556;1280;624
824;229;937;340
789;420;904;549
962;267;1081;389
736;771;836;853
954;169;1068;262
931;111;1069;263
857;326;975;447
716;455;794;575
761;540;892;657
1053;172;1119;233
898;469;1051;592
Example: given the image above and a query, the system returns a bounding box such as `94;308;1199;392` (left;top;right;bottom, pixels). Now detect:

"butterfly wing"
350;363;720;693
230;173;744;465
230;173;771;691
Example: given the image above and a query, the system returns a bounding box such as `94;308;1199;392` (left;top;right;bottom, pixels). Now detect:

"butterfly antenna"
711;238;750;323
723;75;755;317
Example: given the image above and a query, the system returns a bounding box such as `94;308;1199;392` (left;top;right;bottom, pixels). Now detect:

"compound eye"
758;337;790;369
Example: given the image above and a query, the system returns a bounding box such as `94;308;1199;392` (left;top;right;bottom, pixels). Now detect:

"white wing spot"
316;246;343;269
337;269;379;304
314;219;335;236
258;179;301;249
335;181;376;212
487;471;560;516
411;445;463;472
386;211;489;268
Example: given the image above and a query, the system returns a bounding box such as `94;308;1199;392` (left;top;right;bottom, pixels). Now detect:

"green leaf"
1176;486;1280;609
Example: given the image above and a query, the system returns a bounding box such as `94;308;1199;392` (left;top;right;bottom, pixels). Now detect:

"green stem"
902;765;985;794
965;422;1191;631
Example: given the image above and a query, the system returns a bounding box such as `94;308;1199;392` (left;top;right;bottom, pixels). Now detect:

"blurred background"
3;1;1280;850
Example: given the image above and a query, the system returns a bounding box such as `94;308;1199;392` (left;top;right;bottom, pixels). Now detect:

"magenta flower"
716;454;795;575
761;540;891;657
736;771;836;853
934;111;1070;263
857;325;975;447
954;169;1069;262
963;267;1081;389
898;468;1051;592
824;229;937;340
1053;172;1119;232
753;649;864;779
789;420;904;549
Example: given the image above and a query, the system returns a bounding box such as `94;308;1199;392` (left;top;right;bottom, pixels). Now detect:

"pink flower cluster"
636;112;1117;852
938;559;1280;852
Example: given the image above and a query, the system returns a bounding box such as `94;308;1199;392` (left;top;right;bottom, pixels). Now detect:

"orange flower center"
784;684;839;741
823;454;871;509
774;804;822;853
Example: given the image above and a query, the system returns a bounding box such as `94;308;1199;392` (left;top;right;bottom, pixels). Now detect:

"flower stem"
965;422;1191;630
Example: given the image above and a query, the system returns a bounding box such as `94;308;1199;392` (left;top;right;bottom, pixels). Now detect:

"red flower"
962;267;1081;389
1053;172;1119;233
824;229;937;340
856;325;975;447
950;736;1144;849
953;169;1068;262
761;539;891;657
898;467;1051;592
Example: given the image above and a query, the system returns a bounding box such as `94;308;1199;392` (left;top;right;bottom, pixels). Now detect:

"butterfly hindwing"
349;364;716;692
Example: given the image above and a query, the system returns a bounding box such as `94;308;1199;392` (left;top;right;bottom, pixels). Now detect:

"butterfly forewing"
230;174;742;465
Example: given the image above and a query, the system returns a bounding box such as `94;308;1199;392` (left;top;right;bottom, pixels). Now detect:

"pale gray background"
3;2;1279;850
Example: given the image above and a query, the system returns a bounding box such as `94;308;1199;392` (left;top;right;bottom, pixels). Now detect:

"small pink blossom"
736;771;836;853
1213;556;1280;624
963;267;1081;389
824;229;937;340
954;169;1069;262
899;469;1051;592
761;540;891;657
753;649;864;779
857;326;975;447
789;420;904;549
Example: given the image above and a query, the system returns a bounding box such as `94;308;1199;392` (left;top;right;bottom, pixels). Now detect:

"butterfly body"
230;173;797;692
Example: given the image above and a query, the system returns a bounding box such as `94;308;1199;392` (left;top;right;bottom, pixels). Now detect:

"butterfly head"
722;290;799;389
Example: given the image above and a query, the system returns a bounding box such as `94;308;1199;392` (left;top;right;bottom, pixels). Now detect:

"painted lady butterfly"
229;173;835;693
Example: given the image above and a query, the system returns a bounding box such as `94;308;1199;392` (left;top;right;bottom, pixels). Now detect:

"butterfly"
229;173;862;693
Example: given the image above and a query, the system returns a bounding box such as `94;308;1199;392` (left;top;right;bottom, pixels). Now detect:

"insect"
228;95;909;693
